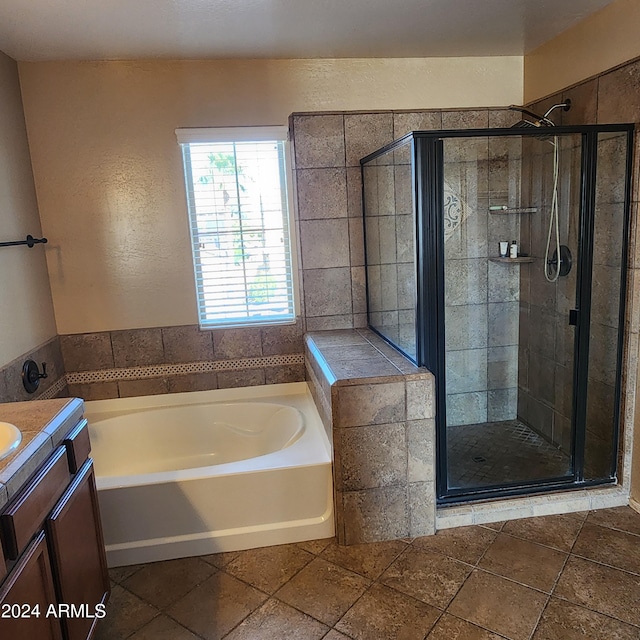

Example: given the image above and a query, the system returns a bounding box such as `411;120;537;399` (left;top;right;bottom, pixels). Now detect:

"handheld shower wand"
508;100;572;281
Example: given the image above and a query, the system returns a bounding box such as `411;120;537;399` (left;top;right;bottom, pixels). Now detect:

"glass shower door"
441;131;583;494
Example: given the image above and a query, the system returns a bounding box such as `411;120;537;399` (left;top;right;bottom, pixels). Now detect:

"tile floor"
95;506;640;640
447;421;570;489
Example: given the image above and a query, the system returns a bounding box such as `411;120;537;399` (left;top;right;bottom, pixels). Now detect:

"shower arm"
508;99;572;127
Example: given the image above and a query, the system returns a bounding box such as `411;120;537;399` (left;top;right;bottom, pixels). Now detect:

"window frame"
176;126;300;329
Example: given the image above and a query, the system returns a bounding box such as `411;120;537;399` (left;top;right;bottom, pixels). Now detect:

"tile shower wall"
518;59;640;476
517;132;580;451
292;108;525;428
362;138;417;360
291;109;516;334
443;111;523;426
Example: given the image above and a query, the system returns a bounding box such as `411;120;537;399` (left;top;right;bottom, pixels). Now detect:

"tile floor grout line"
125;558;222;629
569;550;640;578
583;518;640;537
155;561;265;640
550;510;640;631
333;538;452;637
113;582;162;640
271;590;355;634
550;593;640;630
406;537;477;567
371;541;472;624
496;526;580;554
133;611;207;640
528;534;576;640
223;544;318;596
108;564;145;586
467;564;565;598
419;520;501;630
440;611;514;640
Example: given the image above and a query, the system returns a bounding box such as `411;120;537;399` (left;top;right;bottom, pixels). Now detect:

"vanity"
0;398;109;640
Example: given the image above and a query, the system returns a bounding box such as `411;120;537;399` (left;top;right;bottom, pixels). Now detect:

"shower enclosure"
361;123;634;503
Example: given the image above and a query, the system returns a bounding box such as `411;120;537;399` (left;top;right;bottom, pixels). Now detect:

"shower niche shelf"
489;257;535;264
489;207;537;214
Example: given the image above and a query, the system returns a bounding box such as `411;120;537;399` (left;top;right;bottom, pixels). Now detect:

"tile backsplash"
60;320;305;400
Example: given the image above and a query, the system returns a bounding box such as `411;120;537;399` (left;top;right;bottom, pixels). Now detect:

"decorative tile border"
66;354;305;384
38;375;68;400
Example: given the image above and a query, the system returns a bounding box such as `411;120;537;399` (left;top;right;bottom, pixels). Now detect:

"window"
177;127;297;328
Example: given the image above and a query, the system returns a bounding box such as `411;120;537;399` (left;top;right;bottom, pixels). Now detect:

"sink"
0;422;22;461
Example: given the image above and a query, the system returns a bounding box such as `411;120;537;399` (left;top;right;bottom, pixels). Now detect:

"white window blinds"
177;127;297;328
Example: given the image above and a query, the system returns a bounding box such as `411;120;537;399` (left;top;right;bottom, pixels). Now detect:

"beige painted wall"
18;57;523;334
524;0;640;103
0;51;56;366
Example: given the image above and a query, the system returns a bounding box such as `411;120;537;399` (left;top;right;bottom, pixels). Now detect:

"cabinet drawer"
0;448;71;560
63;419;91;474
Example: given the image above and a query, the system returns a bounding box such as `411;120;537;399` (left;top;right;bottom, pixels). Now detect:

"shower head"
509;99;572;129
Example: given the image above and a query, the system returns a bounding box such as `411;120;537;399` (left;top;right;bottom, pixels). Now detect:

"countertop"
0;397;84;510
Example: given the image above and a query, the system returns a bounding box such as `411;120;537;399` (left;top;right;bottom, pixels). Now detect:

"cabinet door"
47;459;109;640
0;531;63;640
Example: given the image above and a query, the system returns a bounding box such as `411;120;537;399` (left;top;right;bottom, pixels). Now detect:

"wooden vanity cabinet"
0;418;109;640
47;459;109;640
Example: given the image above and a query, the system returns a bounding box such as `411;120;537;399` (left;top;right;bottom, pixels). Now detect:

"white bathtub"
85;382;334;567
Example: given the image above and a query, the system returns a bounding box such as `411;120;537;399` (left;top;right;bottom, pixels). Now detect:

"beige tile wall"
527;57;640;492
61;320;305;400
305;329;436;545
0;336;66;402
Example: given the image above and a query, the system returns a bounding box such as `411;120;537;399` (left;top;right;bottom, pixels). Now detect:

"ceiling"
0;0;616;62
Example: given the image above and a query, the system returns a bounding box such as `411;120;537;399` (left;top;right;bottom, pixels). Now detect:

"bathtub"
85;382;334;567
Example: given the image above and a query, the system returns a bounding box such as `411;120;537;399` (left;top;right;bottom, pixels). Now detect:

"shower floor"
447;420;571;490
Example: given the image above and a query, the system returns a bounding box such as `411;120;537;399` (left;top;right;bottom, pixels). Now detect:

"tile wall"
59;320;305;401
0;336;66;403
517;57;640;483
442;112;523;426
517;132;580;452
362;138;417;360
292;107;526;429
304;329;436;544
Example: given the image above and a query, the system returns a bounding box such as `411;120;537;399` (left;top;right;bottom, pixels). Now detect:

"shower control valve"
22;359;48;394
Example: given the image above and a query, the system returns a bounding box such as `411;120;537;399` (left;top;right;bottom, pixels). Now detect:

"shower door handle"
569;309;579;326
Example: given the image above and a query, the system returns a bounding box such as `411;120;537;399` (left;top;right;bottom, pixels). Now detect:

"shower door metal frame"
417;125;634;504
361;123;634;505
